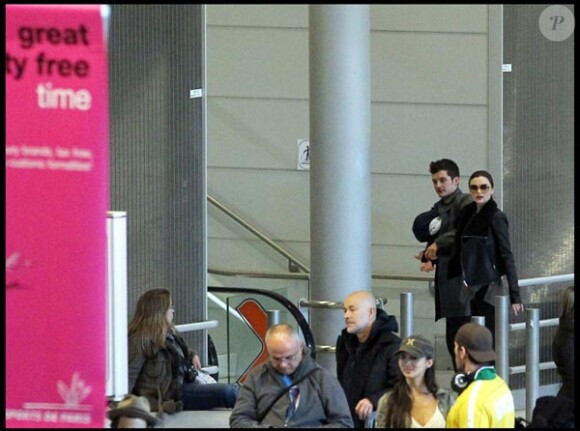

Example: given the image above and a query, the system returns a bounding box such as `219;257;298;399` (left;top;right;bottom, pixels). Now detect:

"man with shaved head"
336;290;402;428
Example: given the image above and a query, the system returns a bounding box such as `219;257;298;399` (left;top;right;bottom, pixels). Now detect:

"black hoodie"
336;308;402;428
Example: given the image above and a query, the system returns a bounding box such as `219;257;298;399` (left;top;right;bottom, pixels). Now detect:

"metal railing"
208;194;310;273
296;273;573;422
175;320;219;333
174;320;221;376
208;194;433;284
298;293;414;352
298;297;391;353
494;273;574;421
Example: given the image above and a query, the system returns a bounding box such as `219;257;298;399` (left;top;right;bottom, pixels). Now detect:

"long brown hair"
382;358;439;428
128;288;174;357
560;285;574;318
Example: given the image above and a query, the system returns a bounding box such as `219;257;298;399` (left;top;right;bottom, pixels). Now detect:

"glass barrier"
207;278;310;384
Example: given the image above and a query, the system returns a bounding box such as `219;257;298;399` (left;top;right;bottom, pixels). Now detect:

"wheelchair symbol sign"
297;139;310;170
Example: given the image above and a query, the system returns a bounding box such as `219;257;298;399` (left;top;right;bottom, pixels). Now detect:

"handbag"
193;368;217;385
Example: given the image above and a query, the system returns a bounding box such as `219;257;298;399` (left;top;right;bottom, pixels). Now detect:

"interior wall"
206;5;494;284
109;5;206;354
502;3;574;390
503;4;574;279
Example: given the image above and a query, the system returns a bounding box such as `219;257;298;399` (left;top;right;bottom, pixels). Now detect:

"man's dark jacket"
336;308;402;428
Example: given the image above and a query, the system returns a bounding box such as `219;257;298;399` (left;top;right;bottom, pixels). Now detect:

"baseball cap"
412;208;440;242
396;335;434;359
454;323;496;363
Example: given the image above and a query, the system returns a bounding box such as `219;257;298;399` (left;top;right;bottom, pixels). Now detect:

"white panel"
372;244;432;278
207;5;487;33
208;98;308;170
371;32;488;104
207;27;308;99
208;170;309;241
106;211;128;400
371;175;475;247
370;4;488;33
207;4;307;28
205;4;492;296
208;238;301;273
371;104;488;175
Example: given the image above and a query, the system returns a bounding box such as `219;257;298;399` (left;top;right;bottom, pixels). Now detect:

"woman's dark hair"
469;170;494;188
382;359;439;427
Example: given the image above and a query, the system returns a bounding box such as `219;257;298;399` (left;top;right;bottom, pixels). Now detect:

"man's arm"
127;334;146;393
427;193;472;260
318;370;355;428
367;342;401;409
229;379;267;428
491;212;523;312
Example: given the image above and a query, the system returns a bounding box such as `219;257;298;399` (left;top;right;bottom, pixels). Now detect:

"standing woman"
375;335;454;428
552;285;574;401
128;288;239;414
452;170;524;344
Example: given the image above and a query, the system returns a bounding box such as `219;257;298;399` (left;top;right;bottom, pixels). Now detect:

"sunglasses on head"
469;184;490;192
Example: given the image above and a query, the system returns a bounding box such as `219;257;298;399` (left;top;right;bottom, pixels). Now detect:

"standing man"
446;323;515;428
336;290;401;428
230;323;353;428
419;158;472;371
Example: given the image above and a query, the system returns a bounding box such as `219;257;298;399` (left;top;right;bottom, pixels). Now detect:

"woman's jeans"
182;382;240;410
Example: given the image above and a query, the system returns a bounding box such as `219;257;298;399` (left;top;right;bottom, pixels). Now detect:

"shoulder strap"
257;367;320;423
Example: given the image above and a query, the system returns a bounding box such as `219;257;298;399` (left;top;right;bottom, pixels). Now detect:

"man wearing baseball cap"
446;323;515;428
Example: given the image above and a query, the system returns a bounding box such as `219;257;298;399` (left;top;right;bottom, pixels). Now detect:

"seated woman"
128;288;240;414
375;335;455;428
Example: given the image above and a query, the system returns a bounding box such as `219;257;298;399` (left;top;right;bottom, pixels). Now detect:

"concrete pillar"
309;5;371;372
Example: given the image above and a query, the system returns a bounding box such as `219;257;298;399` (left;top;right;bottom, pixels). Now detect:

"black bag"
184;364;198;383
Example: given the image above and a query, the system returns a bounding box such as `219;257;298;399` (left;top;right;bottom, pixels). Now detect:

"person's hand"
512;303;524;316
414;250;425;261
354;398;373;421
192;354;202;369
424;243;438;261
420;261;434;272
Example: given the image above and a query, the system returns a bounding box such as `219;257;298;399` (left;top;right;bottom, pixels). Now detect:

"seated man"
336;290;402;428
446;323;515;428
229;323;353;428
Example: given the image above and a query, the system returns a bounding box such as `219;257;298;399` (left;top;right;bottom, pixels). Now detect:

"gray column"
309;5;371;372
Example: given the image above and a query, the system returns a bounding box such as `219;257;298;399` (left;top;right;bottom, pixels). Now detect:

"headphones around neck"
451;366;496;393
450;372;475;393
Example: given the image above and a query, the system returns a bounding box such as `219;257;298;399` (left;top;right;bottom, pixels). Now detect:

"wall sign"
297;139;310;170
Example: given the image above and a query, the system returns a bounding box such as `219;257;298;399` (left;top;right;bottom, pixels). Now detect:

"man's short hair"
429;158;460;179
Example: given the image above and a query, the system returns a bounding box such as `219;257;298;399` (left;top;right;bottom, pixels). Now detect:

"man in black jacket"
421;158;472;371
336;290;402;428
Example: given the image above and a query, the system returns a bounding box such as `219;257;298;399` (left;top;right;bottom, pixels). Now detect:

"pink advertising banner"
6;4;109;428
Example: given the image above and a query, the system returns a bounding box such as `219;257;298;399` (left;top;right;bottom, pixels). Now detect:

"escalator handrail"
208;285;317;359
